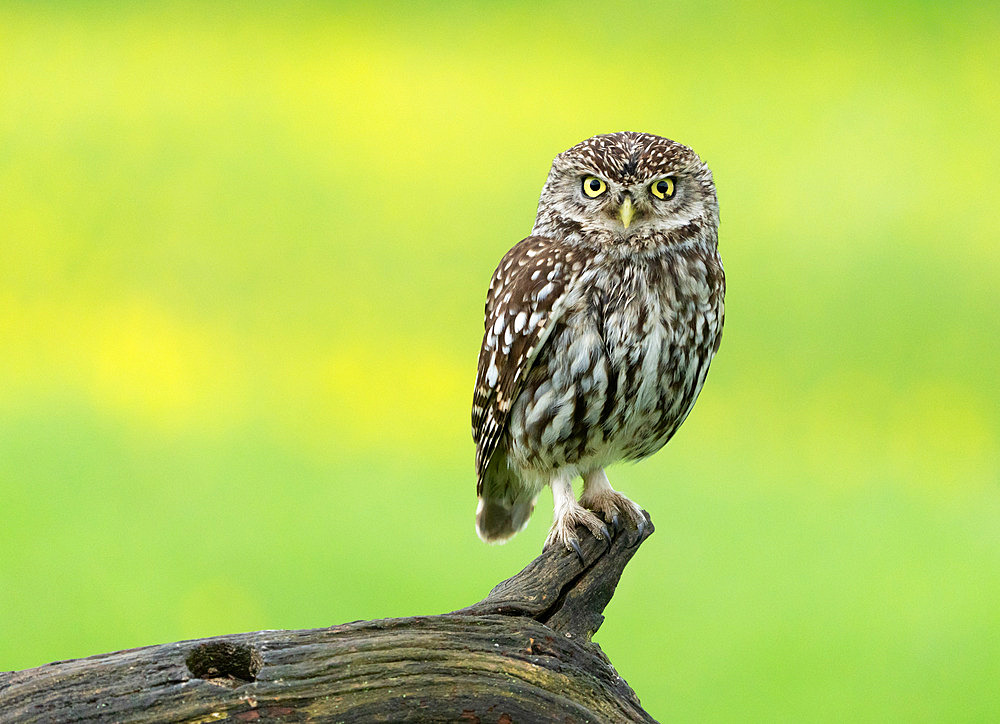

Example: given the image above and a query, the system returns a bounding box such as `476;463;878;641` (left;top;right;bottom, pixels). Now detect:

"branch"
0;514;657;723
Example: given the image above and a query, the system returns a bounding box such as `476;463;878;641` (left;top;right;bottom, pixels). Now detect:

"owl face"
531;132;718;252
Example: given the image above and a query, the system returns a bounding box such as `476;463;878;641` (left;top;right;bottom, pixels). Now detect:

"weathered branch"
0;514;657;723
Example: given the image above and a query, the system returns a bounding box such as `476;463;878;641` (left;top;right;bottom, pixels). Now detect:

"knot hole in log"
185;641;263;684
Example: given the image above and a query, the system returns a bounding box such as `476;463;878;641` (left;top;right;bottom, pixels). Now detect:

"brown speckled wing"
472;236;585;485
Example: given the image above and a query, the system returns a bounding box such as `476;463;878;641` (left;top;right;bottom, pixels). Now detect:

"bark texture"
0;515;657;723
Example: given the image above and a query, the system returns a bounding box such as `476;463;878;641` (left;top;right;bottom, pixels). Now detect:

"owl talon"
632;517;647;544
580;482;646;543
544;498;610;561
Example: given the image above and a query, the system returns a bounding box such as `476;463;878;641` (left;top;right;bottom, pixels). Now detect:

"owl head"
531;132;719;254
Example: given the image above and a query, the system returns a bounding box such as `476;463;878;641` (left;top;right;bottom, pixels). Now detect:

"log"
0;514;657;723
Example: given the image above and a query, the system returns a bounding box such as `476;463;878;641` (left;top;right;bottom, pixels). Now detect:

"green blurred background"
1;1;998;720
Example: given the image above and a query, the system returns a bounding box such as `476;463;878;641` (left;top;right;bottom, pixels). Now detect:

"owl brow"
570;166;607;181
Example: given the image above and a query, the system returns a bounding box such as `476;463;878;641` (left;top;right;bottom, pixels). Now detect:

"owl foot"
544;503;611;563
580;485;646;542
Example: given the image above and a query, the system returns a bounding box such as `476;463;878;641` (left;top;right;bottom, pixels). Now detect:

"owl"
472;131;724;555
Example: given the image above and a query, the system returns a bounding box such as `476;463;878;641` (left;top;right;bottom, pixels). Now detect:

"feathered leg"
544;472;610;558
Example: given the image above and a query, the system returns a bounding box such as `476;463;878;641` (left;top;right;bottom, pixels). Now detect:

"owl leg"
580;468;646;537
544;473;611;559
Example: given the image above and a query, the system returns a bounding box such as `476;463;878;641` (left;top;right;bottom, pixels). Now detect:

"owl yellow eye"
650;178;675;200
582;176;607;198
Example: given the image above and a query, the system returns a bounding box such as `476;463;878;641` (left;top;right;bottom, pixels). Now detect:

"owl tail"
475;451;535;543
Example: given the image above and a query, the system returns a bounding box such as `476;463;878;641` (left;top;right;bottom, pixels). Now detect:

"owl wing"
472;236;585;485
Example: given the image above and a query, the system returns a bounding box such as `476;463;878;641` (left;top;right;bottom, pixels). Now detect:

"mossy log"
0;515;658;723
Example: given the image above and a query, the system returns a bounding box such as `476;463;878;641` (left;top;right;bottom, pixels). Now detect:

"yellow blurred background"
1;1;998;720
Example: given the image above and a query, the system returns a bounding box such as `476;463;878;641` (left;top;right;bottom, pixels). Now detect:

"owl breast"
506;245;724;478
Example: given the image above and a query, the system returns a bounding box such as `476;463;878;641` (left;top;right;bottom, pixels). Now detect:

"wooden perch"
0;514;657;723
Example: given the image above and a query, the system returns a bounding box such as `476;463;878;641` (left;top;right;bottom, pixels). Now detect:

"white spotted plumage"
472;132;725;551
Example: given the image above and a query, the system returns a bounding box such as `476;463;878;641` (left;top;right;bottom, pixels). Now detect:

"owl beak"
618;195;636;229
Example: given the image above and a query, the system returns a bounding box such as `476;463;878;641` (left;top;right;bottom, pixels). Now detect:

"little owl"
472;131;724;555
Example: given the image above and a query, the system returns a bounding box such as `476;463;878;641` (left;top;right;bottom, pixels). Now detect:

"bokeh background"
2;1;998;720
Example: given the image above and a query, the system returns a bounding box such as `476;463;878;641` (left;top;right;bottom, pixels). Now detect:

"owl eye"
650;178;675;200
581;176;607;198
